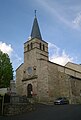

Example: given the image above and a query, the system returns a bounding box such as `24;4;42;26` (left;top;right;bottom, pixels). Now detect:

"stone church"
16;14;81;104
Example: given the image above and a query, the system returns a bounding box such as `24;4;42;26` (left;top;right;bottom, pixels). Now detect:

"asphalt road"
0;104;81;120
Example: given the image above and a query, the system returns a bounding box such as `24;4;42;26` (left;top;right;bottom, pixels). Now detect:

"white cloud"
48;42;60;56
0;41;23;71
36;0;81;30
36;1;71;26
10;51;23;71
0;41;13;56
72;12;81;29
48;42;73;66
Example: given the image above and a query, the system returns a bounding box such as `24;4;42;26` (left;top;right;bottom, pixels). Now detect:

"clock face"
27;67;32;75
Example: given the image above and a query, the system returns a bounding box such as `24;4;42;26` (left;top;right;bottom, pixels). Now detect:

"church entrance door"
27;84;33;98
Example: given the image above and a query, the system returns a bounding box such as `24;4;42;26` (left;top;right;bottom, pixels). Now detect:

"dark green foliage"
0;50;13;88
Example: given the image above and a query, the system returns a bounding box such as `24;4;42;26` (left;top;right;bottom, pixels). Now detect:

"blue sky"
0;0;81;75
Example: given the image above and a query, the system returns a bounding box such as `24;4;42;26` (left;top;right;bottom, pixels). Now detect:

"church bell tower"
24;12;48;66
16;12;49;99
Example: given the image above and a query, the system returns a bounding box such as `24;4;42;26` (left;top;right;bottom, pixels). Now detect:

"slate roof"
31;16;42;40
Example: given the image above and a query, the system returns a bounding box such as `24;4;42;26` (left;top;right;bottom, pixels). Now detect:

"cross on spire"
35;10;37;17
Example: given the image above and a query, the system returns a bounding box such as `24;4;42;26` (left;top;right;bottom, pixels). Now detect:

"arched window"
40;43;41;50
27;44;29;51
43;44;45;51
31;42;33;49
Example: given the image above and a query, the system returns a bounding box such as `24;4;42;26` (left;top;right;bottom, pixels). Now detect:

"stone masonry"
16;15;81;104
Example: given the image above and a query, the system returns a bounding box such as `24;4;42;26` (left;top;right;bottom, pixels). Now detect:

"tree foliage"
0;50;13;88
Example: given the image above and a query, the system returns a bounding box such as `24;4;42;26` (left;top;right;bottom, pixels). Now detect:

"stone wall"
70;76;81;104
3;103;34;116
48;62;59;102
37;59;49;102
47;61;81;104
16;63;24;95
16;35;81;104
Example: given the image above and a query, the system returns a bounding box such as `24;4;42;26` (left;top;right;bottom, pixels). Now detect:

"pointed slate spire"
31;10;42;40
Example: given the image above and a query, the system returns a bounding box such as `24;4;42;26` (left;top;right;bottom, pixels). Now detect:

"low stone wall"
3;103;35;116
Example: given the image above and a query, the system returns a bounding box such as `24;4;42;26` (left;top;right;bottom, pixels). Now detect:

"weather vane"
35;10;37;17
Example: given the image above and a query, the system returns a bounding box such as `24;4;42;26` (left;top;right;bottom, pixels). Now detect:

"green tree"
0;50;13;88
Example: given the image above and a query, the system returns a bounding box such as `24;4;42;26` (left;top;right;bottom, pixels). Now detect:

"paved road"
0;104;81;120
